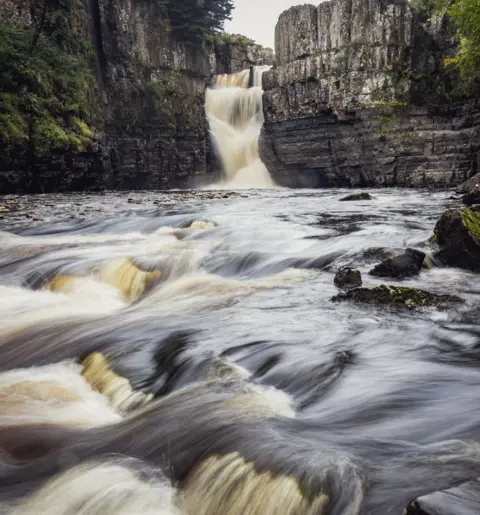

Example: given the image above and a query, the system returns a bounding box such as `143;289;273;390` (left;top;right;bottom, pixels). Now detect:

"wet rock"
434;207;480;271
405;477;480;514
339;192;373;201
0;205;9;213
458;173;480;205
456;172;480;193
369;248;426;278
331;285;462;310
334;267;362;290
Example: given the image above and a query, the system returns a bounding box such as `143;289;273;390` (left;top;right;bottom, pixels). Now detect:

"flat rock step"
406;478;480;514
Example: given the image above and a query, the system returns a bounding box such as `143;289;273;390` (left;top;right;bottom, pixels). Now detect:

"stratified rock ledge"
331;285;463;310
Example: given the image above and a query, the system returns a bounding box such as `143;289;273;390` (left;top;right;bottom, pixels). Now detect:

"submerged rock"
405;477;480;514
434;207;480;271
331;285;462;310
334;267;362;290
339;192;373;201
369;248;426;278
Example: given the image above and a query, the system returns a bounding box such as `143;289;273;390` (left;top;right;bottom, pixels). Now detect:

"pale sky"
224;0;300;49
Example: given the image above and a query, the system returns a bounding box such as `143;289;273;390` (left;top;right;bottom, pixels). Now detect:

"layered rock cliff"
0;0;215;192
260;1;480;188
0;0;273;193
210;42;274;75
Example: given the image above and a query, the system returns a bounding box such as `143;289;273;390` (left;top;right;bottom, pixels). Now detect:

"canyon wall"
210;43;274;75
0;0;215;192
260;1;480;188
0;0;273;193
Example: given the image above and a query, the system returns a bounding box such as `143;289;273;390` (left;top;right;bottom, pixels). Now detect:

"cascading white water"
205;66;275;189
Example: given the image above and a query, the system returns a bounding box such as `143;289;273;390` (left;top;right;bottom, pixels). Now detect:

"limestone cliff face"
260;1;480;188
210;43;274;75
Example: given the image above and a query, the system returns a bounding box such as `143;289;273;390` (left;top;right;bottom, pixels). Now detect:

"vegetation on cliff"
206;33;256;45
411;0;480;86
442;0;480;85
167;0;234;43
0;0;94;157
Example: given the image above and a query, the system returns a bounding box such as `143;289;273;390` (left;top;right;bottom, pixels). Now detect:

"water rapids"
0;188;480;514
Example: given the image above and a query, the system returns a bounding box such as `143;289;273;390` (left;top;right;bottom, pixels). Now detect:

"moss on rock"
331;284;463;310
461;208;480;241
434;207;480;271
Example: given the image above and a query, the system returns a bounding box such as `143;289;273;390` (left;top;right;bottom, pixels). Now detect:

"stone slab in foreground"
405;478;480;514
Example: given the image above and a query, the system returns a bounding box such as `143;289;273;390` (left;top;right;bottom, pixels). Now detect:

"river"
0;188;480;514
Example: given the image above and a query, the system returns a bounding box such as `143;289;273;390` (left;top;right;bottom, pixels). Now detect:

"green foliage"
442;0;480;85
462;208;480;240
373;100;408;113
148;70;179;98
166;0;234;43
0;14;95;156
374;101;408;139
207;32;256;45
409;0;438;17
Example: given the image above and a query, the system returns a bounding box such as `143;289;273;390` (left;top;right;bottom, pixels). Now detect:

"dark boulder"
405;477;480;514
456;173;480;205
334;267;362;290
369;248;426;278
457;173;480;194
434;207;480;271
339;192;373;201
331;285;463;310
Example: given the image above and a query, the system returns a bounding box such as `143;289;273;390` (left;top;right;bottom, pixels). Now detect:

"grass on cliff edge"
0;22;94;156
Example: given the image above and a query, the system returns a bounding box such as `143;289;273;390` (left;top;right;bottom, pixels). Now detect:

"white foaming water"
0;361;121;427
6;461;180;515
0;284;126;335
205;66;275;189
137;268;312;315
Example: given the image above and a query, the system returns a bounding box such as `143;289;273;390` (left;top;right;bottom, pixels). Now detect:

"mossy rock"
331;285;463;310
434;207;480;271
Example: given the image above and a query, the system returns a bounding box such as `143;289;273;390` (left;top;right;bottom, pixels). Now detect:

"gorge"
2;2;480;515
1;0;479;192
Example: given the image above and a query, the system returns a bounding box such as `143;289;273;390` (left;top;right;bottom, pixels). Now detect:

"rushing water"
1;188;480;514
205;66;275;188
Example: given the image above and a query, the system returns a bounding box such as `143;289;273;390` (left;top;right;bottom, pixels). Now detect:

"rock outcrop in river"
260;0;480;188
434;206;480;271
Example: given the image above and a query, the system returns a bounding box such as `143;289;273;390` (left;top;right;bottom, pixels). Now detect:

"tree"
443;0;480;84
167;0;234;43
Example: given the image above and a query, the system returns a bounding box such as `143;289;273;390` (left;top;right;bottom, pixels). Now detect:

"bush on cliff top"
207;33;256;46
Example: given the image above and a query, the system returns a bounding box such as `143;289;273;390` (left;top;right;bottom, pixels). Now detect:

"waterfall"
205;66;275;189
